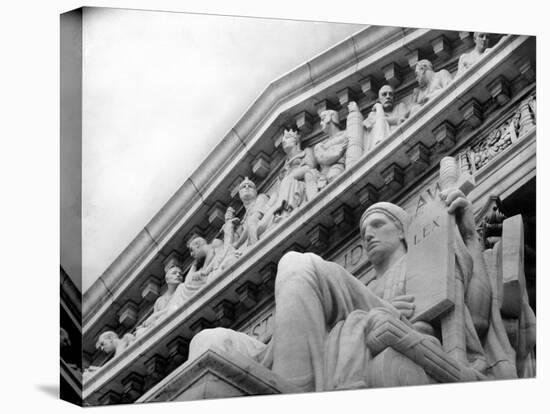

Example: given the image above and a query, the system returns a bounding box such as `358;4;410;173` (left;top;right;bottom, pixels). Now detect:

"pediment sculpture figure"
457;33;491;76
363;85;409;152
223;177;276;251
84;330;137;378
313;109;349;188
133;262;184;337
271;129;318;217
189;159;535;391
171;236;239;306
409;59;453;116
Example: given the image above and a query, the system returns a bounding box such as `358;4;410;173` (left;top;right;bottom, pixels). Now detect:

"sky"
78;8;364;292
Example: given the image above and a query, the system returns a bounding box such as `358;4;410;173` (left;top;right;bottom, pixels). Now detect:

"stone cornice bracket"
118;300;139;328
259;262;278;292
307;224;330;254
432;120;456;151
206;201;228;228
487;75;511;106
121;372;144;402
359;75;380;101
337;87;357;112
459;98;483;129
144;354;167;388
382;62;402;88
405;48;426;70
190;318;213;335
166;336;189;370
381;163;405;192
514;55;535;84
331;204;355;235
140;276;161;303
458;31;474;49
406;142;431;174
251;152;271;179
212;300;236;327
236;281;260;309
186;225;206;244
294;111;314;136
356;183;379;208
430;35;452;60
98;390;121;406
315;99;336;117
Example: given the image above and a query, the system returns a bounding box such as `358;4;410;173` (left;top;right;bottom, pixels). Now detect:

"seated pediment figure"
172;236;238;306
457;33;491;76
133;262;184;336
189;185;533;391
224;177;276;251
84;330;136;378
409;59;453;116
363;85;409;152
313;110;349;188
271;129;318;217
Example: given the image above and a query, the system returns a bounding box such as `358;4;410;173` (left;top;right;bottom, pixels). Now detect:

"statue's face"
239;180;257;203
474;32;489;52
188;239;207;260
320;111;336;132
165;266;183;285
415;63;430;87
378;85;395;111
97;335;116;354
361;212;404;266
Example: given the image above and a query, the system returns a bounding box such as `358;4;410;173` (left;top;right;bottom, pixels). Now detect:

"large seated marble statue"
457;32;491;76
224;177;276;250
271;129;318;217
313;110;349;188
409;59;453;116
190;187;534;391
363;85;409;151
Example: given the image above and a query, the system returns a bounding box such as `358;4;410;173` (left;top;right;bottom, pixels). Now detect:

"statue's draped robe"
189;234;527;391
274;149;314;213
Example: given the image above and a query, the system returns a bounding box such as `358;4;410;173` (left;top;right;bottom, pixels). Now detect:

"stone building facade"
72;21;535;406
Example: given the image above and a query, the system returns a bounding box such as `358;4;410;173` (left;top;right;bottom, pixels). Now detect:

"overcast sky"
78;8;364;292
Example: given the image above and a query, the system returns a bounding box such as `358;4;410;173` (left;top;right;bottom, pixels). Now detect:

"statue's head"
164;262;183;285
238;177;257;203
282;129;301;153
187;236;208;261
378;85;395;111
360;202;409;266
319;110;339;132
473;32;489;52
96;331;119;354
415;60;434;87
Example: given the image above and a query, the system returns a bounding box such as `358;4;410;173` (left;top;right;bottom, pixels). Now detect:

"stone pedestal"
137;348;298;402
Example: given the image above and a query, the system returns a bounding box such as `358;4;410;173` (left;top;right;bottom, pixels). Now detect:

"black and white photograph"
3;1;547;413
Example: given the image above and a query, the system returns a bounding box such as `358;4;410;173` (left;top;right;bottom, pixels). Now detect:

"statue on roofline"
457;32;492;76
409;59;453;116
363;84;409;152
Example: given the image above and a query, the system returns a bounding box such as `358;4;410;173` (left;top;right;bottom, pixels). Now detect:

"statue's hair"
95;331;119;350
416;59;433;71
186;235;207;248
283;128;301;143
320;109;339;124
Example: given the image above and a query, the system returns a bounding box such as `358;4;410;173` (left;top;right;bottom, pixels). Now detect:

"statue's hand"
440;188;477;244
373;102;383;114
225;207;235;222
391;295;415;319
